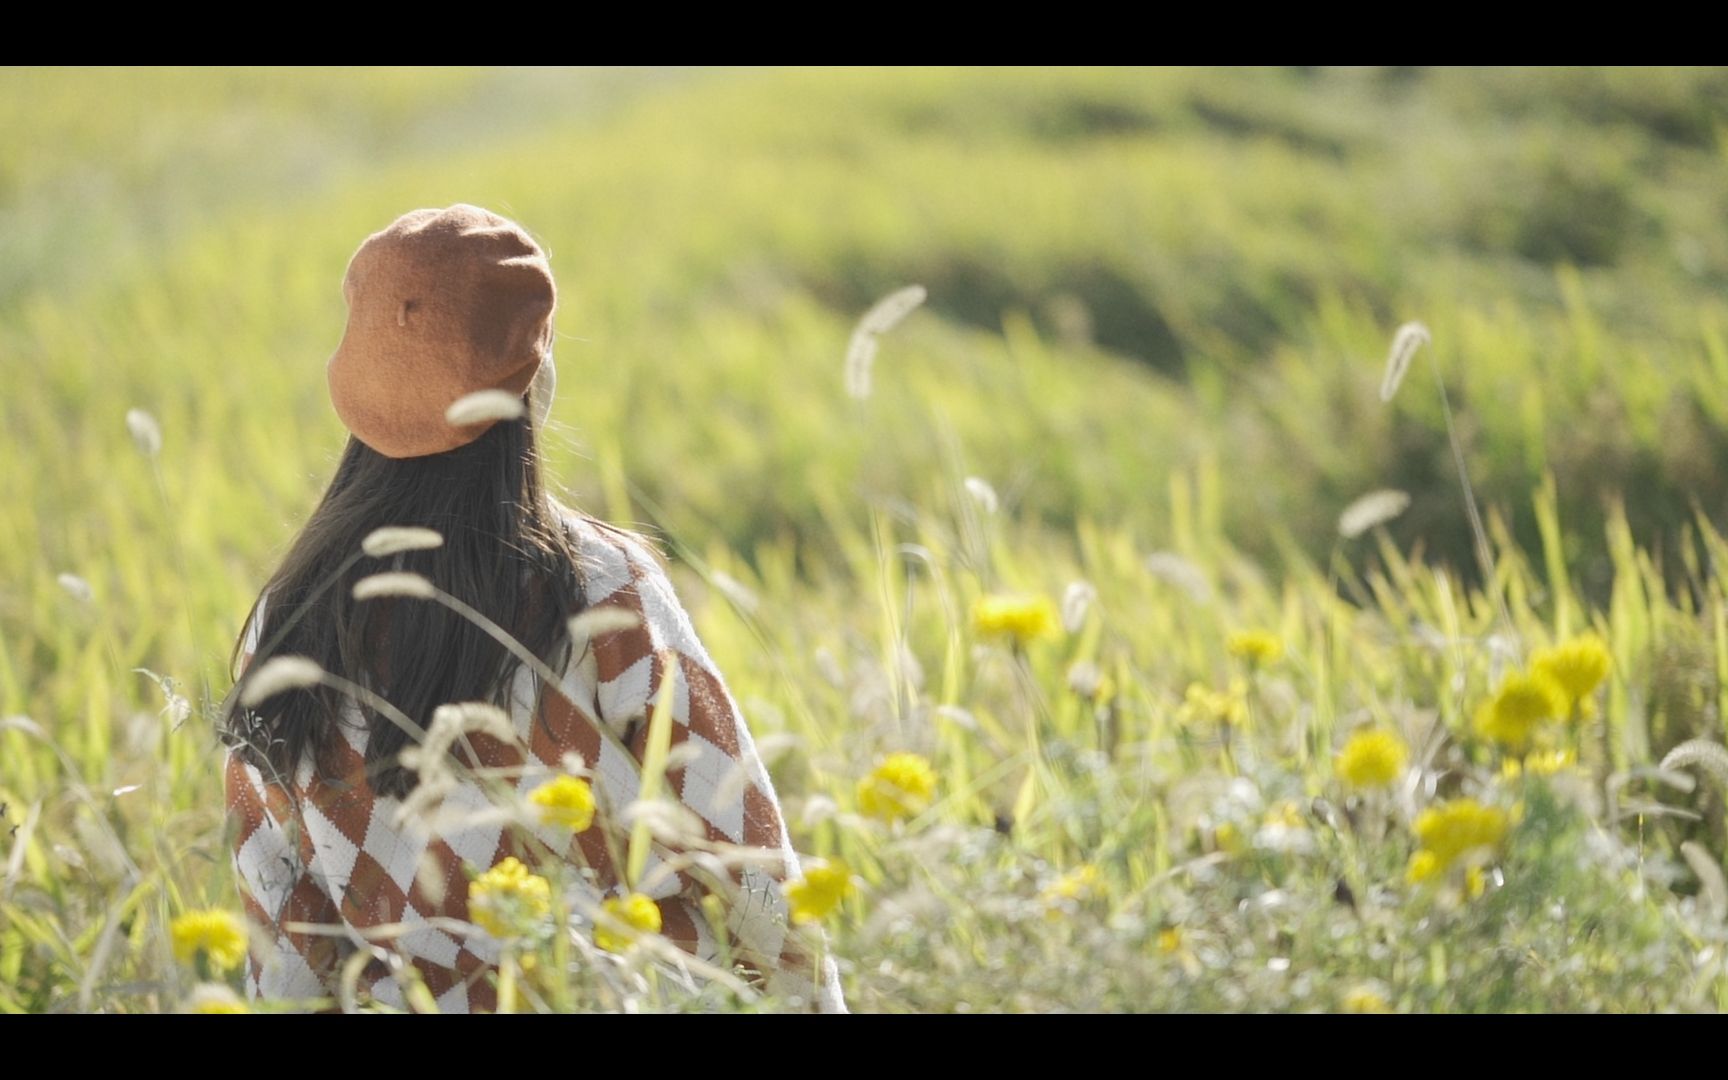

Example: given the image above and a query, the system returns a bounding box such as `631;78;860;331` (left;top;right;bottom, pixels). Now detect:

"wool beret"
327;204;556;459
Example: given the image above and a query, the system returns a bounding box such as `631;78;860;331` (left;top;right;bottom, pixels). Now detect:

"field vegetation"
5;66;1728;1012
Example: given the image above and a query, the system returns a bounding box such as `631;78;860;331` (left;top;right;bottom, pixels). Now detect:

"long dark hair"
222;408;589;798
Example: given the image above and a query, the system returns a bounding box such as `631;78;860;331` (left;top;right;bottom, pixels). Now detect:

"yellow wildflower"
1180;680;1248;729
528;774;596;832
1508;748;1577;780
186;984;249;1014
1341;987;1392;1013
1413;798;1509;868
1157;927;1182;954
786;860;853;925
595;892;663;953
1226;630;1284;665
1337;729;1408;790
1214;820;1246;856
468;856;552;939
1405;849;1441;884
1531;635;1611;716
699;894;727;935
856;752;937;822
1465;865;1488;900
170;910;249;975
1095;672;1118;703
1042;864;1101;907
972;594;1061;646
1473;671;1566;753
1264;801;1304;830
1067;661;1116;703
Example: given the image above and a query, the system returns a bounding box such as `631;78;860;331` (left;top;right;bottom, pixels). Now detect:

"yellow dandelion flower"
1531;635;1611;716
1157;927;1183;954
1041;864;1101;907
856;752;937;822
595;892;663;953
1214;820;1246;856
1180;681;1248;729
786;860;853;925
528;774;596;832
1520;748;1578;778
1405;849;1442;884
468;856;552;939
1341;987;1393;1013
170;910;249;975
1226;630;1284;665
1413;798;1509;868
1473;671;1567;753
1465;865;1488;900
1337;729;1408;790
194;999;249;1014
972;594;1061;646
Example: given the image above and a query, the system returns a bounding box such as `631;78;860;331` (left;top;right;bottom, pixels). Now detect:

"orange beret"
327;204;555;458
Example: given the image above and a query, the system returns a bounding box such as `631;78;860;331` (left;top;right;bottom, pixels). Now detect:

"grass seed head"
352;571;436;601
125;408;162;458
1338;489;1412;539
56;572;93;604
1659;739;1728;791
361;526;445;558
1379;321;1431;403
964;476;999;514
845;284;926;400
239;655;324;707
567;605;643;642
445;389;526;426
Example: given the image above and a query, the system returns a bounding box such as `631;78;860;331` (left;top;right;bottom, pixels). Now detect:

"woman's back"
223;204;844;1012
229;507;843;1012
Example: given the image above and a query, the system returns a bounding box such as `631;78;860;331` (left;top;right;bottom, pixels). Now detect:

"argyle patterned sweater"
225;510;846;1013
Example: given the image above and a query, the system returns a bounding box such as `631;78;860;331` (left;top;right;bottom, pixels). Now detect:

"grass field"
5;66;1728;1012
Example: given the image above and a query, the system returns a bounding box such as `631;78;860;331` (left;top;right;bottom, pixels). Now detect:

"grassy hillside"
4;66;1728;1013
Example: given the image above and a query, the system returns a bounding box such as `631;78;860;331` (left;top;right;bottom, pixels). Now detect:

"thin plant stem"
1428;353;1518;656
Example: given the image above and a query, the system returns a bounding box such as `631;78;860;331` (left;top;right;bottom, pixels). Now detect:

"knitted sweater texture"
225;511;845;1012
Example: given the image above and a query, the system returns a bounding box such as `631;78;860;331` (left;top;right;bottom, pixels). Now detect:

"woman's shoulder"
551;502;722;670
554;502;673;602
555;499;664;560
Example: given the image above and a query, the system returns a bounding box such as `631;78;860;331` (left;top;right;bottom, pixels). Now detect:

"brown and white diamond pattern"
231;510;838;1010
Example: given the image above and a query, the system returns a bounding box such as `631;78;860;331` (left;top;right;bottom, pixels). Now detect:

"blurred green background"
8;66;1728;613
